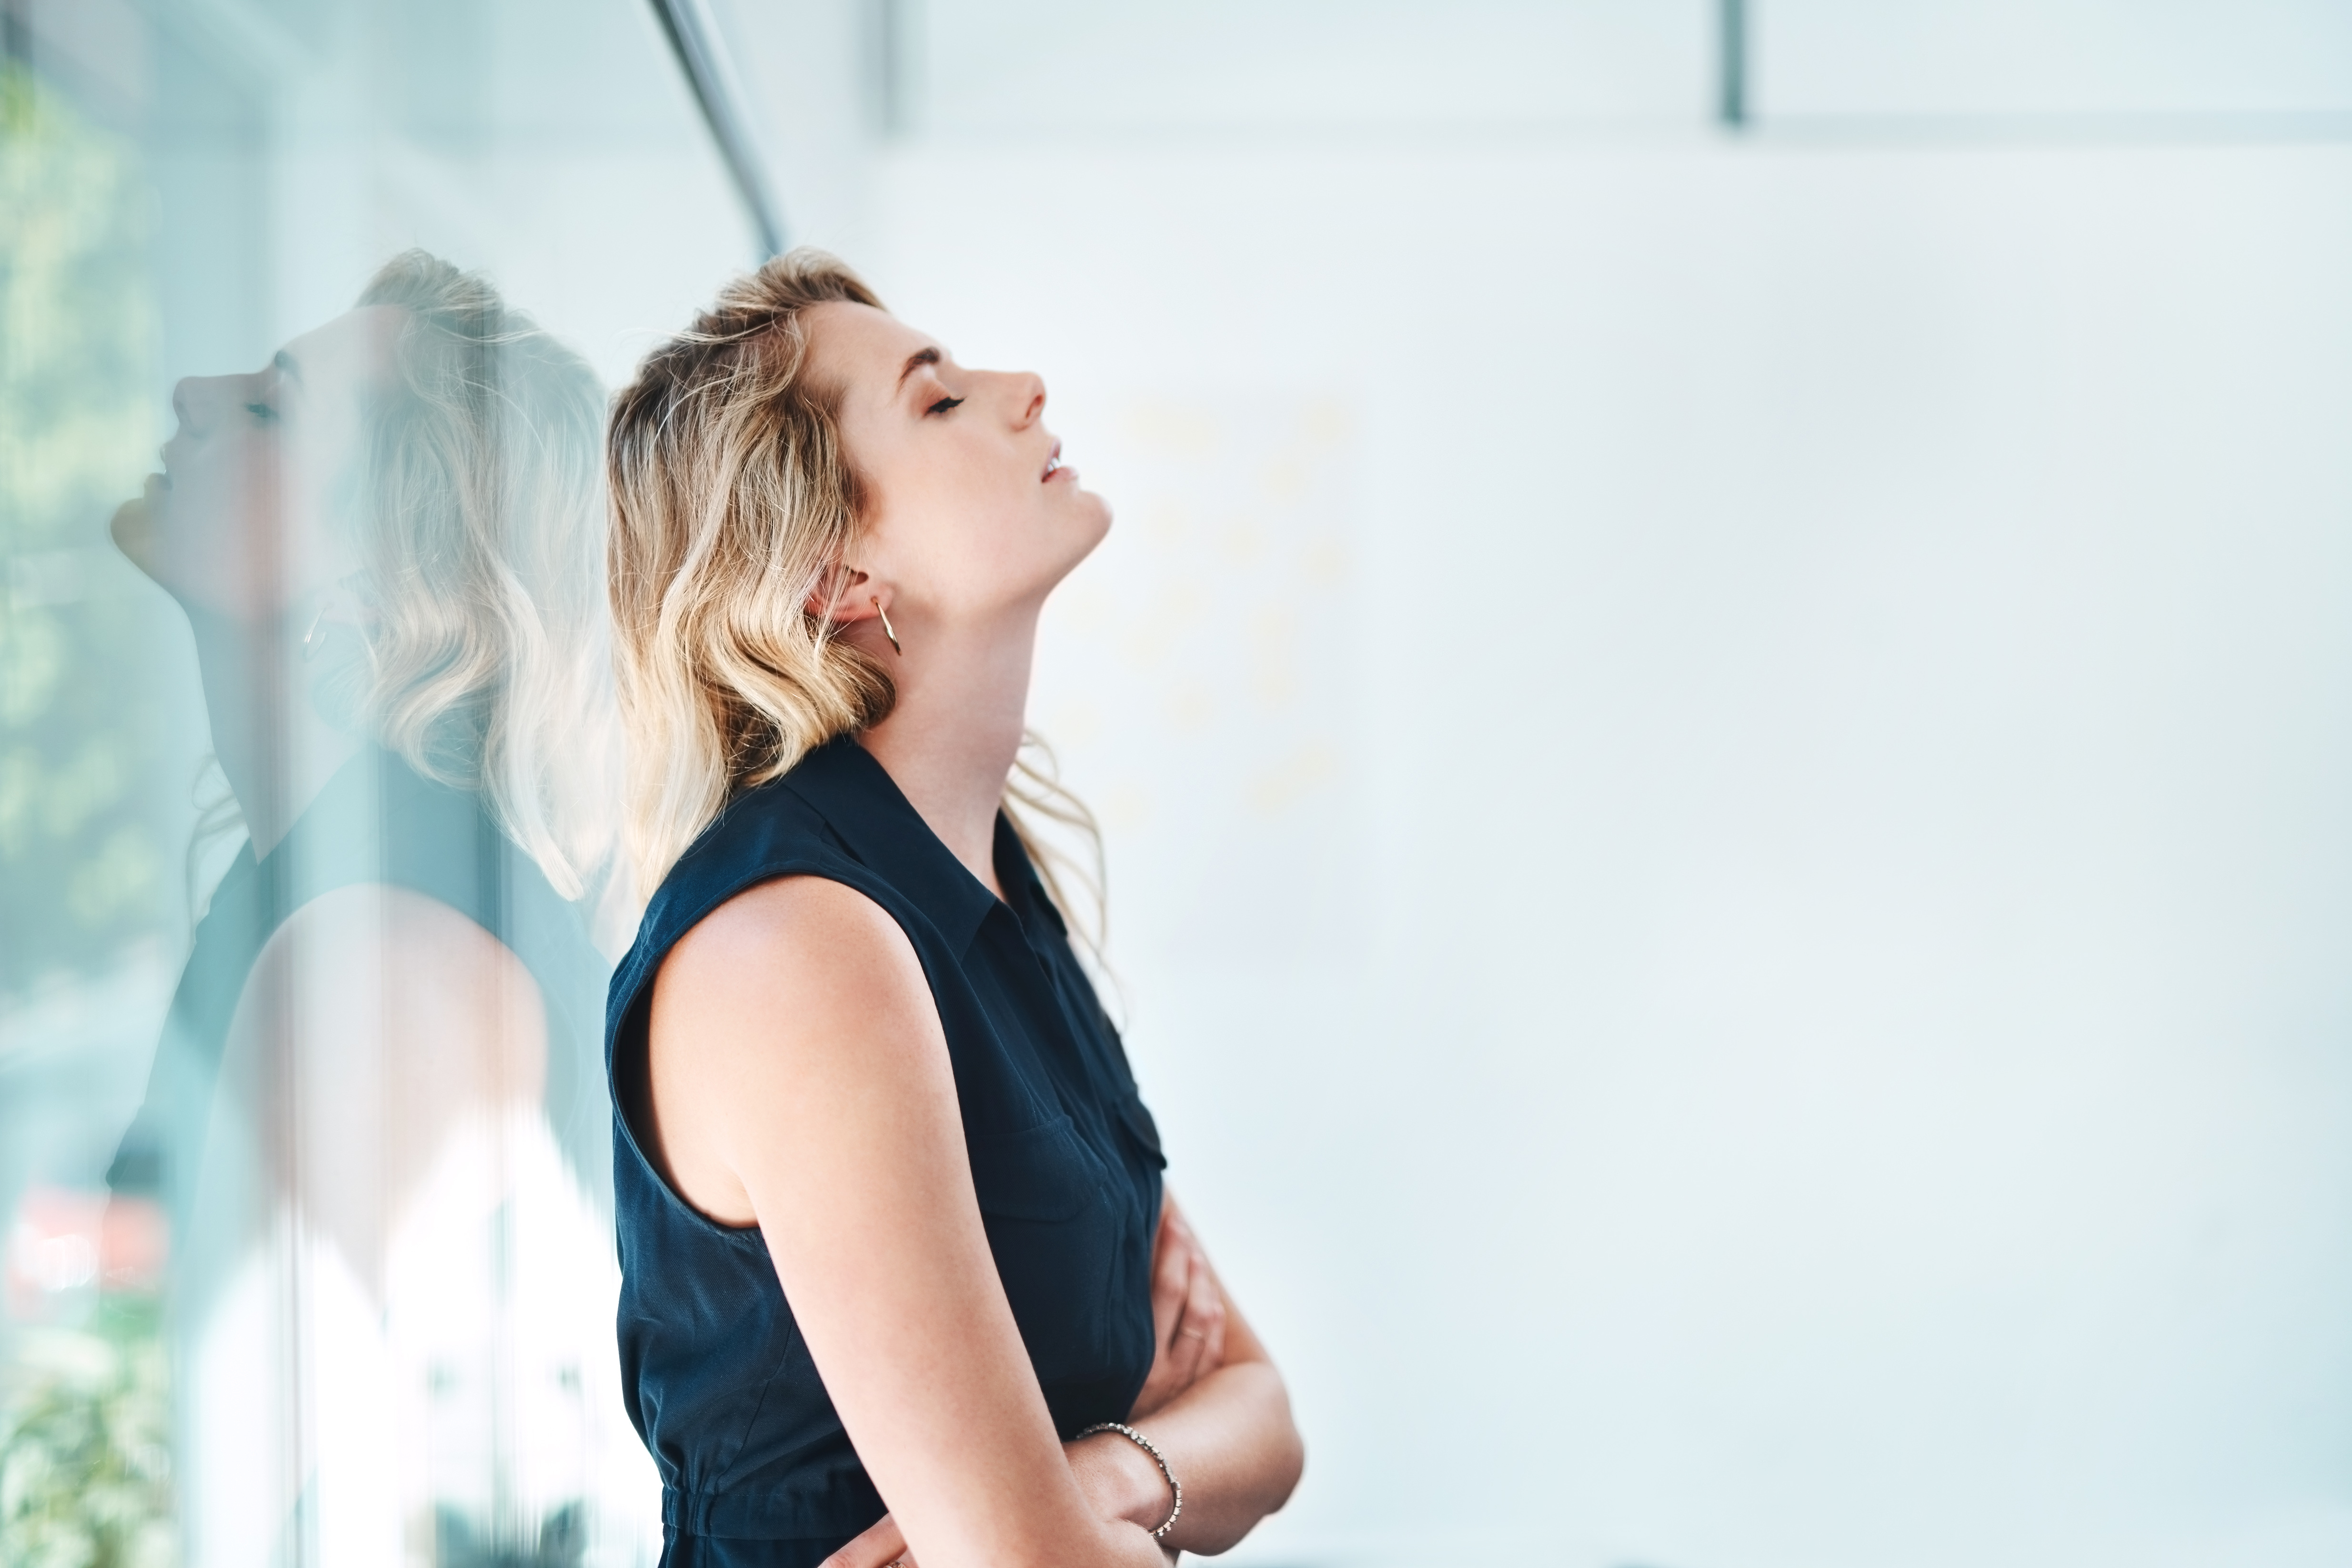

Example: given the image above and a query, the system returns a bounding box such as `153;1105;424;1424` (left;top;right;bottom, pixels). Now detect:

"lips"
1042;440;1064;482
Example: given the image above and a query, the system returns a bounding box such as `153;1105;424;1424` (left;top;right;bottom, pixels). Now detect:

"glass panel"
1;3;752;1563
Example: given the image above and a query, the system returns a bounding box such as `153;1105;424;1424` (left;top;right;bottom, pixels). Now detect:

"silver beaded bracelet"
1075;1421;1183;1540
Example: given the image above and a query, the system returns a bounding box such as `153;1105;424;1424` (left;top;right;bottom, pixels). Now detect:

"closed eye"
244;401;278;424
926;395;965;415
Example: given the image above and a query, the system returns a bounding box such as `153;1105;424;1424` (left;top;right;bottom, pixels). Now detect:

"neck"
855;604;1040;899
185;605;368;861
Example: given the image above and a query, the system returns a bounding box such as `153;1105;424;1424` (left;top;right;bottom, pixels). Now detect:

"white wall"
714;6;2352;1563
1761;0;2352;120
850;134;2352;1568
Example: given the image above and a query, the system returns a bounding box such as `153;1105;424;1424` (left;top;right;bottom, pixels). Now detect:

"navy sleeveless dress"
606;735;1167;1567
111;744;612;1233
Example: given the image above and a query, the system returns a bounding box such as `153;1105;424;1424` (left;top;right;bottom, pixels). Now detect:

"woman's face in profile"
806;301;1110;622
113;305;399;622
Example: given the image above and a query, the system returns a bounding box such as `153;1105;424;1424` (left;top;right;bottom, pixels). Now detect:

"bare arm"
825;1179;1305;1566
644;875;1169;1568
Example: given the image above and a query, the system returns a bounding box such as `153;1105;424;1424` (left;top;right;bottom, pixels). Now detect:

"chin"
1076;487;1113;540
109;494;161;580
1070;500;1113;566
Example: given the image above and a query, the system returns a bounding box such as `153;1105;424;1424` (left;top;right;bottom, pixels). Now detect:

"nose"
1007;370;1045;429
171;373;230;437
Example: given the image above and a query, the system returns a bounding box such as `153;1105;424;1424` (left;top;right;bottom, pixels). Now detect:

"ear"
310;574;381;638
804;563;886;627
298;576;380;668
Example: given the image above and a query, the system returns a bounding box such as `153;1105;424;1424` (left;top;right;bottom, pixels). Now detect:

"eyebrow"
273;349;303;386
895;346;940;390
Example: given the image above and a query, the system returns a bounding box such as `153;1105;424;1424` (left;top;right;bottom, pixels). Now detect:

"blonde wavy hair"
607;250;1104;935
331;250;619;900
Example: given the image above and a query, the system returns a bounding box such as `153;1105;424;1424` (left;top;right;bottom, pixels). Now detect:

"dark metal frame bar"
1719;0;1749;129
650;0;788;258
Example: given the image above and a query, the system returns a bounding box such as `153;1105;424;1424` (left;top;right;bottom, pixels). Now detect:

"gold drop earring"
872;597;901;655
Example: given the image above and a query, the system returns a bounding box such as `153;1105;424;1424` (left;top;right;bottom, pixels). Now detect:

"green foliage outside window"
0;1298;175;1568
1;56;181;1568
0;57;178;1002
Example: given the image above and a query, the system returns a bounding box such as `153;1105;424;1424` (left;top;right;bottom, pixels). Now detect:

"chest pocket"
966;1114;1121;1388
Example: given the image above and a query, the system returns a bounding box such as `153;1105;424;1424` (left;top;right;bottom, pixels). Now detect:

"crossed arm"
643;876;1304;1568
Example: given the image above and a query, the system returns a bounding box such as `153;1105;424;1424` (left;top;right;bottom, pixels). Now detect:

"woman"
604;251;1305;1568
108;251;635;1564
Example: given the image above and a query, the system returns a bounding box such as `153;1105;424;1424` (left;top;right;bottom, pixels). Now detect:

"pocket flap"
966;1114;1094;1222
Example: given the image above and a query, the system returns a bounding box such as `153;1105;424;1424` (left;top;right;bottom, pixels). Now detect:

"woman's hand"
820;1511;914;1568
824;1431;1179;1568
1132;1193;1227;1420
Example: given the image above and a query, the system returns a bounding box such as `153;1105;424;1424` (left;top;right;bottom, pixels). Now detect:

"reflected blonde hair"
607;251;1106;945
339;250;619;900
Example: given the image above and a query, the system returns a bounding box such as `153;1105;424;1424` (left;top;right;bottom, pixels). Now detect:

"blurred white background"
706;3;2352;1565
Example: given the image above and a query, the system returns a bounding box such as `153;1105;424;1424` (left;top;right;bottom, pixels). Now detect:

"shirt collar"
779;734;1004;955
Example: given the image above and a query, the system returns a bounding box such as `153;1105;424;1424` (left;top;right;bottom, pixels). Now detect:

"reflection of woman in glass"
109;252;633;1565
604;252;1304;1568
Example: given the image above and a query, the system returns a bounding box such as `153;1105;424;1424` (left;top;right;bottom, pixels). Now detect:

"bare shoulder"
665;875;917;995
646;874;947;1224
655;875;933;1058
246;884;539;1017
231;883;549;1108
